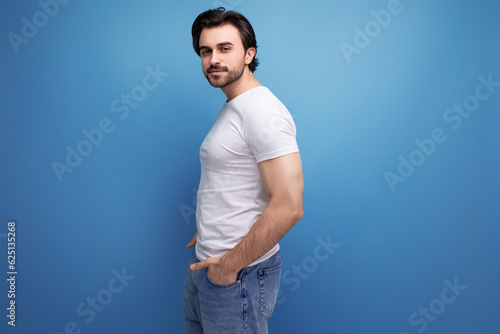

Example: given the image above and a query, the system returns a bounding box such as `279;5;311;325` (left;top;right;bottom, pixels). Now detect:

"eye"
201;50;211;56
221;47;230;52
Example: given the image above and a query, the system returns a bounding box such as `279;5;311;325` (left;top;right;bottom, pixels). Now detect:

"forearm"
220;197;303;272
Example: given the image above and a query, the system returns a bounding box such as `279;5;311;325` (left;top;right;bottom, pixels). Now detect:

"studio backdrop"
1;0;499;333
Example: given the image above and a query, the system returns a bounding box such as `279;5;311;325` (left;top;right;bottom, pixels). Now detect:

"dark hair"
191;7;259;72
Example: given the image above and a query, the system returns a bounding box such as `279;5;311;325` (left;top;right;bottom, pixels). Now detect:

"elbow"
272;192;303;224
297;207;304;222
291;204;304;224
287;193;304;224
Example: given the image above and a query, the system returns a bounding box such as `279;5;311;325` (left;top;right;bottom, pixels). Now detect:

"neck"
221;68;262;102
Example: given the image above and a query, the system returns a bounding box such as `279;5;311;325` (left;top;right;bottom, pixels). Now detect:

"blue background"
1;0;499;333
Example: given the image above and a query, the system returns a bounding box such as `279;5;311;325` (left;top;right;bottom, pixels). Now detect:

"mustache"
208;65;228;72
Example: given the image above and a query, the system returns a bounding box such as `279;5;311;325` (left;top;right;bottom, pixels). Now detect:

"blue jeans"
184;249;282;333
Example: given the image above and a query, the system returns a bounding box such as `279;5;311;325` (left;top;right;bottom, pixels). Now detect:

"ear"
245;47;256;65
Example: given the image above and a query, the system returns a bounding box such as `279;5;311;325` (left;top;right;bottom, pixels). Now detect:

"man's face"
198;24;250;88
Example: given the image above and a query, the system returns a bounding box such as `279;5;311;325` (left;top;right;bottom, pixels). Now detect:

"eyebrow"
199;42;234;51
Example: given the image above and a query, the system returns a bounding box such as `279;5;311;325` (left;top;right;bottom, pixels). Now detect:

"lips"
208;68;226;73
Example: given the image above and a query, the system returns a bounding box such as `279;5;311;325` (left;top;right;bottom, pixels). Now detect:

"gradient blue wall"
1;0;499;333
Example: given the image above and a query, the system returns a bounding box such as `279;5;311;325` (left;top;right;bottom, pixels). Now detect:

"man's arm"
190;152;304;284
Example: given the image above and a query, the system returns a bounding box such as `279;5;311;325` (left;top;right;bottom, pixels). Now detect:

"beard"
204;60;245;88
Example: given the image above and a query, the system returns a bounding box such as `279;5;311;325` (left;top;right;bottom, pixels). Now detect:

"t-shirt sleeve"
242;99;299;163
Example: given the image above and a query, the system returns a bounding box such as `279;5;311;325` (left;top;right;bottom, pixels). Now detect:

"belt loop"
237;267;246;281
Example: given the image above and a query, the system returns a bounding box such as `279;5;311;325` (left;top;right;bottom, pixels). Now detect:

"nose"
209;50;220;66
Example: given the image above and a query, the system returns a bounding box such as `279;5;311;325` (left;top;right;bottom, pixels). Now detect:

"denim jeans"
184;249;282;333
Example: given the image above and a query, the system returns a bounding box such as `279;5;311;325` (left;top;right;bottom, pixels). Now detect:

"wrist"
220;252;241;274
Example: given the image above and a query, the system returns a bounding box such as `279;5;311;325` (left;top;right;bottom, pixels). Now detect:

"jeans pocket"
206;269;240;288
258;262;282;316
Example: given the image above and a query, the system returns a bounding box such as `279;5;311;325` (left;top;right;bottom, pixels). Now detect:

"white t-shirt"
195;86;299;267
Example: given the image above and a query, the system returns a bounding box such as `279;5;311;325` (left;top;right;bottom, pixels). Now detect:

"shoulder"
242;87;289;118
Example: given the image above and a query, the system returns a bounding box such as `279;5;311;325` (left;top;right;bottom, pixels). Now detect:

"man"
184;7;304;333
